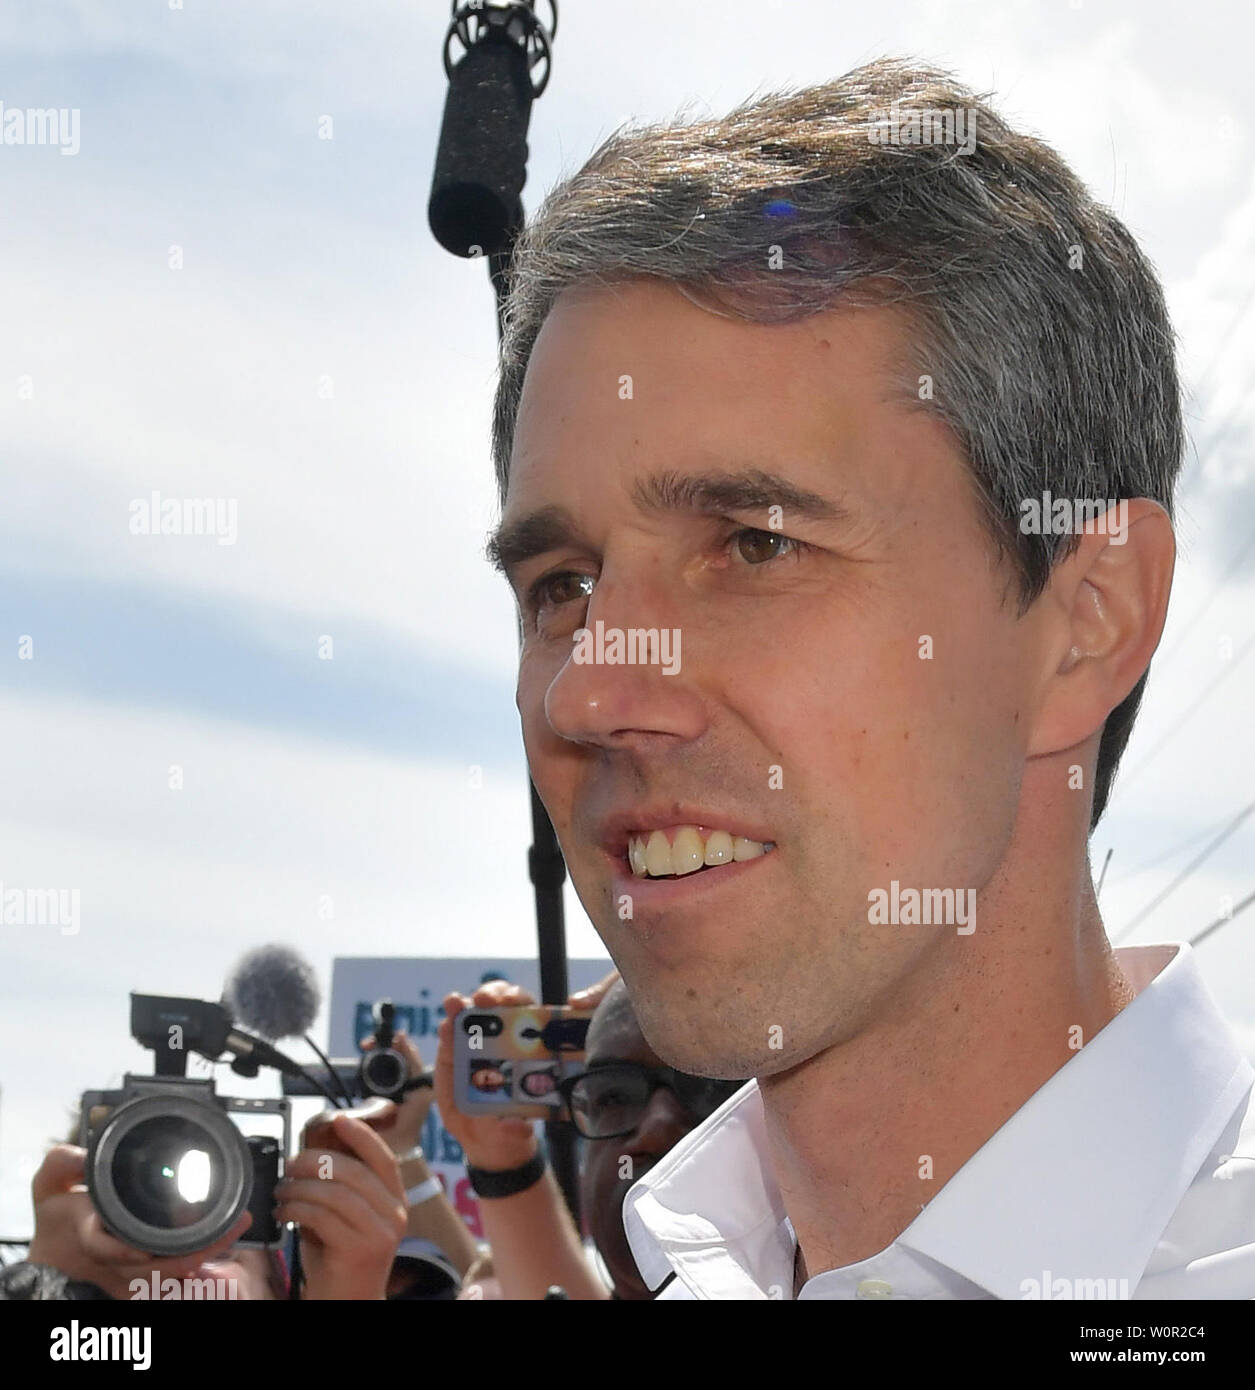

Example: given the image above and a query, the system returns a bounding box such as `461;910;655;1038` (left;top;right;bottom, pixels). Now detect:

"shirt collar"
623;943;1254;1299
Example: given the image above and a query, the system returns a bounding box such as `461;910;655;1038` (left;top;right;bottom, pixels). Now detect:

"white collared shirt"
622;944;1255;1300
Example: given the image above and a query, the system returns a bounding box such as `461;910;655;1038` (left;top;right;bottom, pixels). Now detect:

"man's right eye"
526;570;595;623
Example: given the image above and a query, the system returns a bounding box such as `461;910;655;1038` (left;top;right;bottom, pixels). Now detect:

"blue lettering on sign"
353;990;446;1045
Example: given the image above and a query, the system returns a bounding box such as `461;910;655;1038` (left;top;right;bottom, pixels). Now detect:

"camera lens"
361;1048;406;1097
111;1115;222;1229
88;1093;252;1256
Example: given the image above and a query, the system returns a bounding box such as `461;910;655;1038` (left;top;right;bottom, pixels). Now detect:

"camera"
79;993;291;1257
282;998;430;1105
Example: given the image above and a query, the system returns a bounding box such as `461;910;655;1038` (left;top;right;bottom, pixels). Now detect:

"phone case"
452;1004;595;1120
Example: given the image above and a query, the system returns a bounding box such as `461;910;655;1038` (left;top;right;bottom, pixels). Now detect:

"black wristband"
466;1149;547;1199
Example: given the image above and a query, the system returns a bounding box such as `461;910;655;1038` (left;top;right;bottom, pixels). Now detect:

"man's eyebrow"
485;504;582;578
485;468;852;578
631;468;852;525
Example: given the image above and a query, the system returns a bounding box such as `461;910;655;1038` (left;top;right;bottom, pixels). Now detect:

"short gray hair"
491;57;1183;830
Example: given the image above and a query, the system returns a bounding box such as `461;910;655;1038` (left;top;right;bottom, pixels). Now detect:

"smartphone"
452;1004;595;1120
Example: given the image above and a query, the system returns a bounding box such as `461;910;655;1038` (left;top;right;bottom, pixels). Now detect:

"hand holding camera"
435;981;546;1173
27;1145;253;1301
434;973;619;1168
358;1029;434;1156
275;1103;408;1301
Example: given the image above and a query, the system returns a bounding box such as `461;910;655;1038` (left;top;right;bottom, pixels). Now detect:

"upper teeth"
627;826;775;878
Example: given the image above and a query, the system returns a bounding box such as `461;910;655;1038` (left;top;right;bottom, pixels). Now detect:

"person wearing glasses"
434;974;743;1299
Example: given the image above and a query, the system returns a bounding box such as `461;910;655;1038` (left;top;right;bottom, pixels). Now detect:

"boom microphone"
427;0;557;258
225;943;320;1042
224;945;353;1105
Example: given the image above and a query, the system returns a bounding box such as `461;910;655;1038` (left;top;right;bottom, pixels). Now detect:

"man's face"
577;1007;693;1300
499;279;1041;1078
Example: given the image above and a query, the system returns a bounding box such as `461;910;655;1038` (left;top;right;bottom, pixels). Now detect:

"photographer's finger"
78;1212;155;1269
439;992;468;1035
433;1018;460;1123
280;1154;401;1224
570;967;621;1010
436;997;461;1066
286;1127;403;1208
276;1169;402;1232
275;1183;402;1264
471;980;535;1008
272;1197;359;1252
31;1145;88;1203
327;1114;407;1202
392;1029;424;1073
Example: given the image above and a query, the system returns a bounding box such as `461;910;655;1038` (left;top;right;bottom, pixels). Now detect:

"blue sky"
1;0;1253;1236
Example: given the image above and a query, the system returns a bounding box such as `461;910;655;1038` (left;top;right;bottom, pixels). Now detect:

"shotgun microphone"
428;0;558;258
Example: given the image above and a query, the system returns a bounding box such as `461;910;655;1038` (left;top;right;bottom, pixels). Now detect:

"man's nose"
542;578;706;750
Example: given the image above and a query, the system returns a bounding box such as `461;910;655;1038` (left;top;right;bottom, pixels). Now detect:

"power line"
1111;797;1255;943
1094;846;1113;898
1153;524;1255;669
1113;628;1255;794
1102;488;1255;816
1098;286;1255;803
1190;885;1255;948
1107;811;1235;886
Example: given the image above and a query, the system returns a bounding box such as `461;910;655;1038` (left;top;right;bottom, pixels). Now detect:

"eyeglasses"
557;1062;747;1140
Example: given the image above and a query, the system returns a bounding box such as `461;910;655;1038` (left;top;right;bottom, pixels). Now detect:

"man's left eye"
730;528;802;565
528;570;595;616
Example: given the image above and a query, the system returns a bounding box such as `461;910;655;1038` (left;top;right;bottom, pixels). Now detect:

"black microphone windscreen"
429;39;532;257
225;944;320;1041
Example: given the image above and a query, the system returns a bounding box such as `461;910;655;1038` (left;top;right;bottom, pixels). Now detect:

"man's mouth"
625;825;777;879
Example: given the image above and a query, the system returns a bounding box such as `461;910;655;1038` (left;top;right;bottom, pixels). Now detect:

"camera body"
79;1075;289;1257
282;998;423;1105
281;1049;409;1104
78;992;293;1259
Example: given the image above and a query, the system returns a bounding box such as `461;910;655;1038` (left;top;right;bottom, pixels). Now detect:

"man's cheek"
515;656;545;715
517;669;554;751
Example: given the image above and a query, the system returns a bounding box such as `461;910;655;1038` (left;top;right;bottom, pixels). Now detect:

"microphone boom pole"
427;1;582;1231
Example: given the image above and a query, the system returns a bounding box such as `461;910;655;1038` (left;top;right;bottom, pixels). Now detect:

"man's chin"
633;1008;766;1081
637;988;857;1081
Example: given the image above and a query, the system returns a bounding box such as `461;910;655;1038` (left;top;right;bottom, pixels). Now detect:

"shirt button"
855;1279;893;1299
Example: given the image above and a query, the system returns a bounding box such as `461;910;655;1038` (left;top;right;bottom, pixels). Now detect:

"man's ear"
1028;499;1175;758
